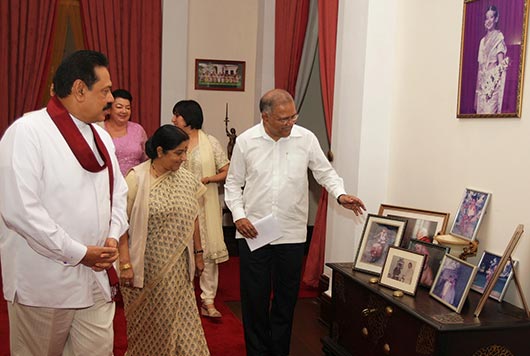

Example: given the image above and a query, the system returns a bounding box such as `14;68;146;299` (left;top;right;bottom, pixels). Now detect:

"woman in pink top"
103;89;148;176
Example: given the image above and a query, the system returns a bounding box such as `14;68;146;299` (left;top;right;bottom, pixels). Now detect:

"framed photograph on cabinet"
353;214;407;276
471;250;518;302
408;240;450;289
195;59;245;91
457;0;530;118
378;204;450;248
430;254;477;313
379;246;426;296
450;188;491;241
474;224;525;317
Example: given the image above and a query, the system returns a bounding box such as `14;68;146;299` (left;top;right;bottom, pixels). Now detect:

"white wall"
186;0;259;142
161;0;264;141
328;0;530;307
161;0;189;125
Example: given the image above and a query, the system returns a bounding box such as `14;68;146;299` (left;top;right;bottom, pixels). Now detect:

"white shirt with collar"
224;121;346;244
0;108;129;308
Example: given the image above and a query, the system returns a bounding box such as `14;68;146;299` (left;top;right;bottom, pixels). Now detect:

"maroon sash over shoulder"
46;96;119;299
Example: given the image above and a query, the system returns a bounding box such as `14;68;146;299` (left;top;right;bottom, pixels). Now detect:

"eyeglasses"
273;113;299;124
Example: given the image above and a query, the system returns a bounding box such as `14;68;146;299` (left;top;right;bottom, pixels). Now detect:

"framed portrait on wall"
457;0;530;118
195;59;245;91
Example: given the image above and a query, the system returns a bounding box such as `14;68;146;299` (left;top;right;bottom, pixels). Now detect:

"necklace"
151;163;164;177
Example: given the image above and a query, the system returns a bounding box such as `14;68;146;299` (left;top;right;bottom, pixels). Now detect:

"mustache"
103;102;113;111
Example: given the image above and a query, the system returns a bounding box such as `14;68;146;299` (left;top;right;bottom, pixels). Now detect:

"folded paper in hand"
246;214;282;251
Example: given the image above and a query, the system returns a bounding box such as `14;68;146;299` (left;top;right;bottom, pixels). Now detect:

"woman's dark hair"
172;100;204;129
112;89;133;102
52;50;109;98
145;125;189;159
486;5;499;20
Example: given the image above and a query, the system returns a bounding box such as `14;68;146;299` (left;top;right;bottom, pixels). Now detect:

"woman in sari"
172;100;229;318
475;5;509;114
118;125;210;356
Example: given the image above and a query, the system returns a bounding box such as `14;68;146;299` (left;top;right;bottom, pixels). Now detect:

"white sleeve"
0;122;87;265
224;141;247;221
308;133;346;199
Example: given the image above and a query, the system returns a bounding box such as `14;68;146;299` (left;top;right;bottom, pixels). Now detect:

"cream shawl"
198;130;229;263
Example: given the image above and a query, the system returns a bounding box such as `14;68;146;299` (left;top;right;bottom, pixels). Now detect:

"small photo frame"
450;188;491;241
353;214;406;275
408;240;450;289
379;246;425;296
378;204;450;248
430;254;477;313
471;250;518;302
195;58;245;91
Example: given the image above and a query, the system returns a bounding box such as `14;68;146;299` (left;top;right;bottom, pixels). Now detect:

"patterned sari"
122;162;209;356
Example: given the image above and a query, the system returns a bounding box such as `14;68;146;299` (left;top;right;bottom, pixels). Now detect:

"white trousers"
8;286;115;356
199;261;219;305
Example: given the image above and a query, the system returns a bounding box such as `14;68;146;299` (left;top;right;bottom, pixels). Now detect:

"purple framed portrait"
457;0;529;118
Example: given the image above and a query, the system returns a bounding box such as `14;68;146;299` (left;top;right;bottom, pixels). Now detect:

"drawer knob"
383;343;390;355
361;327;369;337
361;308;377;317
385;306;393;316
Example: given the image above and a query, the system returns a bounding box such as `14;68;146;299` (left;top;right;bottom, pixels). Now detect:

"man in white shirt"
225;89;365;356
0;50;128;356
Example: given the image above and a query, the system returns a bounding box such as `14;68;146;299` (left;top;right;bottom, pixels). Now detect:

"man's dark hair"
52;50;109;98
172;100;204;129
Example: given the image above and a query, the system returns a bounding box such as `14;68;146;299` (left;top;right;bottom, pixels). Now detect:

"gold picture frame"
457;0;530;118
378;204;450;249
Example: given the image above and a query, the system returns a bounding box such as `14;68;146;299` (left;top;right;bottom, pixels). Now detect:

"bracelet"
336;194;345;205
193;249;204;255
119;263;132;271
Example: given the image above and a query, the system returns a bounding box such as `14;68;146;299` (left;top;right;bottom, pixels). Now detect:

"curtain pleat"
294;0;319;109
274;0;310;96
80;0;162;136
0;0;58;136
302;0;339;288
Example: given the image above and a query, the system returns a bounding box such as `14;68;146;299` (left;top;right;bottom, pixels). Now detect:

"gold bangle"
120;263;132;271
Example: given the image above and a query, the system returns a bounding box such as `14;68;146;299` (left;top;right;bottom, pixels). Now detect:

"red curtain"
302;0;339;288
80;0;161;136
0;0;58;136
274;0;310;96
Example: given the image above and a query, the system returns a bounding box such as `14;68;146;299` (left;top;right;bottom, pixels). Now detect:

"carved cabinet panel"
323;263;530;356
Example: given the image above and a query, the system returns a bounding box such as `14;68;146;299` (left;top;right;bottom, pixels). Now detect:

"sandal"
201;303;222;318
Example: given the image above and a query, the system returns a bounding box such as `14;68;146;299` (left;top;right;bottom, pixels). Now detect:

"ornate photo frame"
353;214;407;276
457;0;530;118
378;204;450;248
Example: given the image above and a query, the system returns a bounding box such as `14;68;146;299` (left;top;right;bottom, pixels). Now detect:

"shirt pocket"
286;152;308;180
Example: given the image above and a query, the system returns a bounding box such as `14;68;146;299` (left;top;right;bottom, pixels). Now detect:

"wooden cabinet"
323;263;530;356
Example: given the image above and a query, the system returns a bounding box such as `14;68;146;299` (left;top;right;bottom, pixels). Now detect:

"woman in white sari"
475;5;510;114
172;100;230;318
